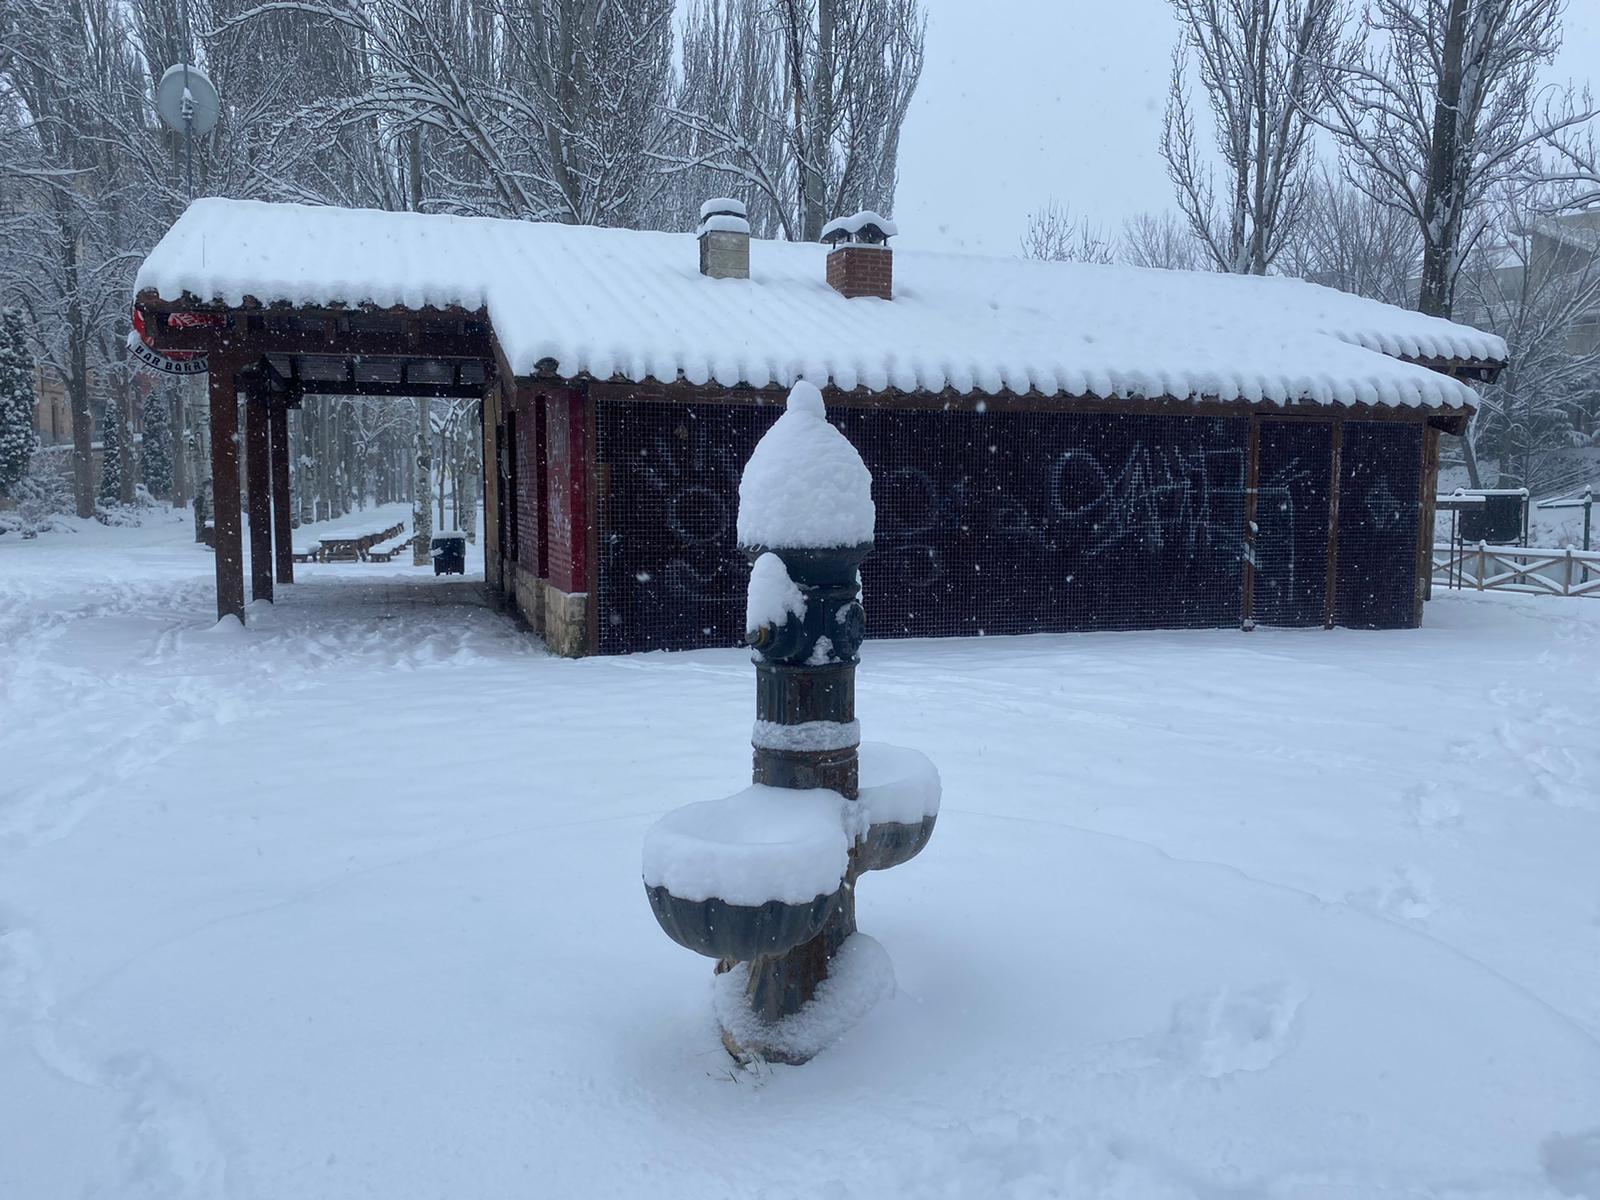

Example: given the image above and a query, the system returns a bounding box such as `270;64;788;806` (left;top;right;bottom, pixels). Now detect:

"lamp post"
643;382;940;1064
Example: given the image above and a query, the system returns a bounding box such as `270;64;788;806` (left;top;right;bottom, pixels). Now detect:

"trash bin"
431;531;466;576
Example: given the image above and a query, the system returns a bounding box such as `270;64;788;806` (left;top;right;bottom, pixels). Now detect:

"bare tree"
1455;193;1600;489
1161;0;1354;274
1281;167;1419;303
1316;0;1597;484
1317;0;1594;318
664;0;790;235
213;0;676;225
1120;210;1204;270
1020;200;1117;264
1544;124;1600;210
668;0;925;241
1;0;150;515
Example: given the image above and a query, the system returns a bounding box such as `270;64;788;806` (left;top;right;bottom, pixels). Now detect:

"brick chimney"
822;211;897;300
699;198;750;280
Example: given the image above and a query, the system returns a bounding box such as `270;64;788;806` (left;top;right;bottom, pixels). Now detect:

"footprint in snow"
1542;1127;1600;1198
1161;979;1306;1079
1404;781;1461;829
1345;865;1438;923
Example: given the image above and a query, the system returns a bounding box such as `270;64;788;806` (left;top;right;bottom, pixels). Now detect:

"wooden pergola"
133;293;495;621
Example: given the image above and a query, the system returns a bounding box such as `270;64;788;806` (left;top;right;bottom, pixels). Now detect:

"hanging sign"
129;308;224;375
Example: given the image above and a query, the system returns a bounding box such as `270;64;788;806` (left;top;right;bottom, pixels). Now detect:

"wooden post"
209;359;246;624
1418;425;1441;616
1323;420;1344;629
269;400;294;586
584;391;600;655
482;383;502;593
1241;415;1261;630
245;394;274;603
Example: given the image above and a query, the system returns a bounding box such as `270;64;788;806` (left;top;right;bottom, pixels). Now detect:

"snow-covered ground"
2;517;1599;1199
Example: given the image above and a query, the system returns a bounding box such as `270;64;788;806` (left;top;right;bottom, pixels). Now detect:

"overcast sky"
893;0;1600;255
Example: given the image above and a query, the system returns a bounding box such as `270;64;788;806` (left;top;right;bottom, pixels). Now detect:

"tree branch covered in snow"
1314;0;1596;320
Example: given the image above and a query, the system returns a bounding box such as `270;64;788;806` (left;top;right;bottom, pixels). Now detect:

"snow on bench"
366;534;414;563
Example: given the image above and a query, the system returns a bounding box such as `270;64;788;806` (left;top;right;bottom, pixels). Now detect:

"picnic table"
290;517;407;563
365;533;414;563
317;520;406;562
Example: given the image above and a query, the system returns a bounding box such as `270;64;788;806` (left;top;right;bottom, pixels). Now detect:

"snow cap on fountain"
737;381;875;550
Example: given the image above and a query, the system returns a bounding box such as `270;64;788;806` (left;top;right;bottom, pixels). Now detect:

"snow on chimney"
822;211;896;300
699;198;750;280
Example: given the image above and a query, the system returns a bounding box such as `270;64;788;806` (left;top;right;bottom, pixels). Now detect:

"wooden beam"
270;401;294;586
209;358;246;624
482;378;504;594
134;306;492;361
293;380;486;399
1324;420;1345;629
245;396;274;603
1241;414;1261;630
584;387;600;655
1417;426;1441;619
584;379;1459;425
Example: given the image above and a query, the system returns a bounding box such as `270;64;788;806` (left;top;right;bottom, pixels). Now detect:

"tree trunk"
1419;0;1469;319
55;192;95;518
1459;427;1484;489
462;409;480;542
317;400;333;520
802;0;834;241
116;371;135;504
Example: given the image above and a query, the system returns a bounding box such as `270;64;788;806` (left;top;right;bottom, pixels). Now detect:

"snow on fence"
1432;542;1600;598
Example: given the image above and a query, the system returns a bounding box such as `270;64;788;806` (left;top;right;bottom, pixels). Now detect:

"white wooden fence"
1433;543;1600;598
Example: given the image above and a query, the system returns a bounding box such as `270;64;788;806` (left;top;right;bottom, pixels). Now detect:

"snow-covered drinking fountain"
642;381;941;1065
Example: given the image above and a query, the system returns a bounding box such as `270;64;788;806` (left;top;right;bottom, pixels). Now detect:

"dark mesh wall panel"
597;402;757;652
1335;421;1423;629
1253;421;1333;627
596;401;1252;653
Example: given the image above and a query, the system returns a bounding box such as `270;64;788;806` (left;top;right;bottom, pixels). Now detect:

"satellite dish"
155;63;220;137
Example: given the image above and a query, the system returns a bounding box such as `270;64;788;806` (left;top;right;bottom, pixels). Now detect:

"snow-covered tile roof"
135;198;1505;412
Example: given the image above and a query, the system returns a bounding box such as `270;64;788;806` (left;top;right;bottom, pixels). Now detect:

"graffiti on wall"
597;403;1264;652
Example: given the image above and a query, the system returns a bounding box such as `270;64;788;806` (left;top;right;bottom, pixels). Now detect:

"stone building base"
541;581;588;657
513;564;545;634
508;567;588;656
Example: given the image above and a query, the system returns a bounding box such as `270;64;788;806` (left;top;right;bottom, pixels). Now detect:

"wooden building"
134;198;1506;654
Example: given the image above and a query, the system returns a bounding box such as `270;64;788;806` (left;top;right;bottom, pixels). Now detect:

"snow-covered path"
2;518;1599;1198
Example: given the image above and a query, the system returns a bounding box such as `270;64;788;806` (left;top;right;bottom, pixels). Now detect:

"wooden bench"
292;540;323;564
